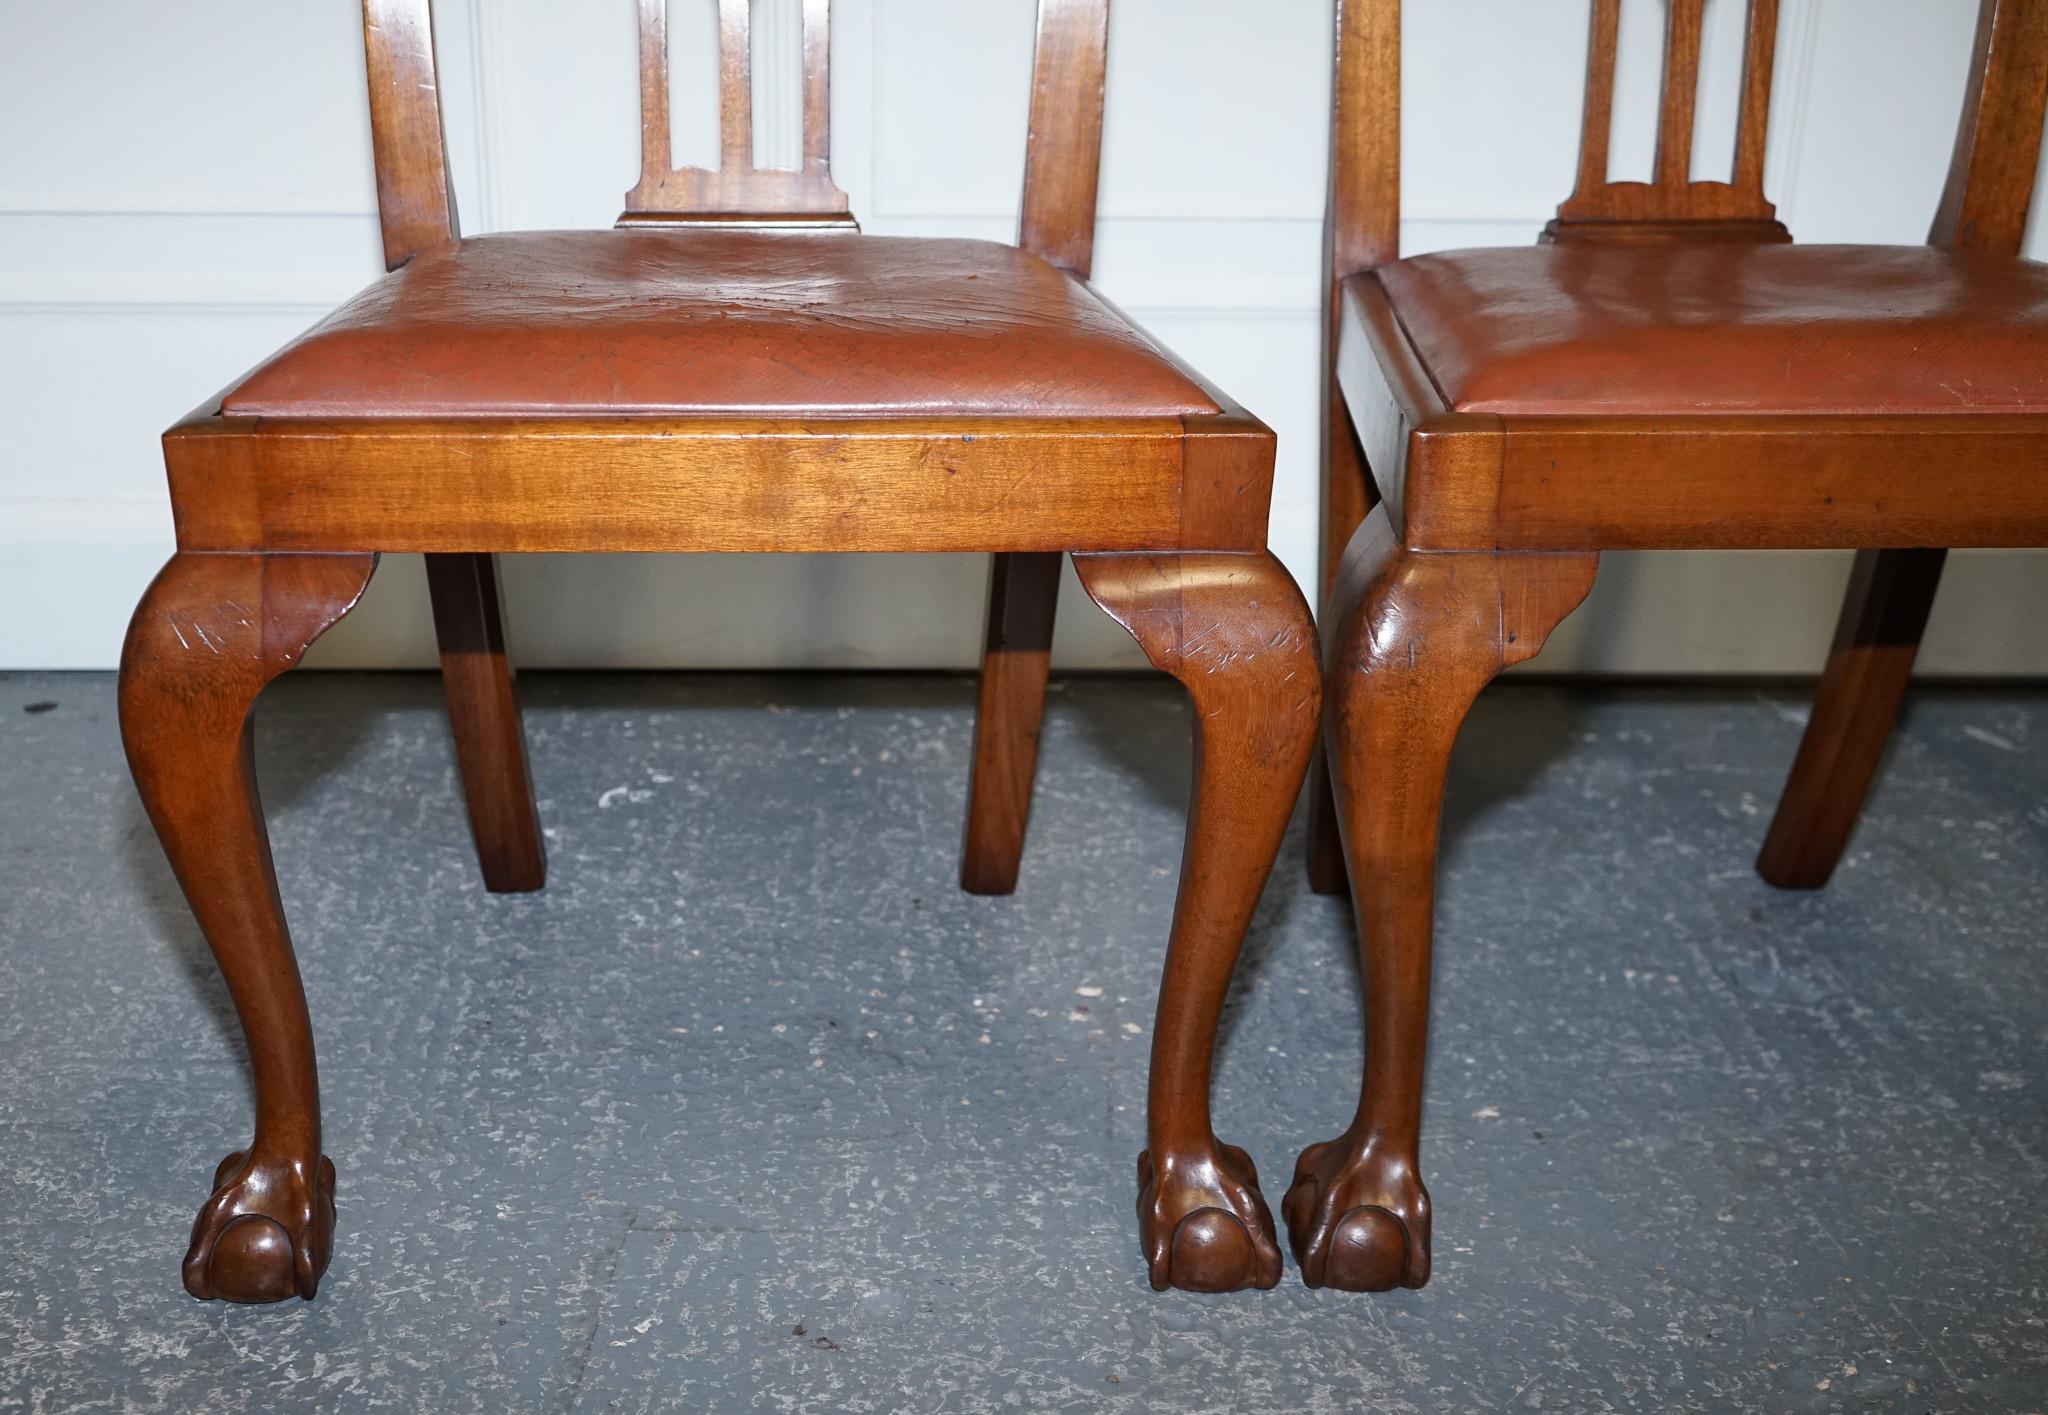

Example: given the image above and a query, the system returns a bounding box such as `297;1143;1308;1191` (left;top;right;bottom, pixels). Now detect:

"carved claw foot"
1135;1144;1283;1293
1283;1135;1430;1291
182;1150;337;1302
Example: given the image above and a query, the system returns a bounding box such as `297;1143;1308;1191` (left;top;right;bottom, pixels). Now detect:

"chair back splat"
621;0;852;228
1549;0;1787;244
361;0;1113;263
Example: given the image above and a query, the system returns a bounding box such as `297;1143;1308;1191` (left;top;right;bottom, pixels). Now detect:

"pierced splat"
619;0;855;229
1545;0;1790;244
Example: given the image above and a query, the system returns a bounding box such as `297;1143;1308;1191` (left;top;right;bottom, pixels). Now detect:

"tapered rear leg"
960;551;1061;894
1285;509;1594;1291
120;550;377;1302
1307;355;1377;896
425;553;545;893
1075;550;1320;1293
1756;548;1947;890
1305;759;1350;896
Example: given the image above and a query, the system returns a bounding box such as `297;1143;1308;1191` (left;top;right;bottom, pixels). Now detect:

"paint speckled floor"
2;670;2045;1413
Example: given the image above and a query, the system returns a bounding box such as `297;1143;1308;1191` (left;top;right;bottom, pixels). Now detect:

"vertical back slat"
634;0;674;191
1653;0;1706;189
362;0;458;269
1018;0;1110;277
1576;0;1622;199
1731;0;1779;193
1931;0;2048;254
800;0;831;173
717;0;754;170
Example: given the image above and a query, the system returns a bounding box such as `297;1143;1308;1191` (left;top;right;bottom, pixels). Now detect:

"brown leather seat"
223;230;1219;420
1371;243;2048;417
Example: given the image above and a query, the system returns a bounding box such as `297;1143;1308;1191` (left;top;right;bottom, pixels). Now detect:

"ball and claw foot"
1283;1137;1430;1291
183;1150;337;1303
1136;1144;1283;1293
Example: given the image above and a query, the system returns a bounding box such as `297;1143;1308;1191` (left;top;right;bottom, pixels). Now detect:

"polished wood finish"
960;552;1062;895
1306;0;2048;1290
161;409;1260;555
1018;0;1110;275
1075;550;1319;1293
1933;0;2048;253
361;0;457;267
128;0;1311;1300
424;553;546;893
1755;548;1948;888
120;551;378;1301
620;0;854;227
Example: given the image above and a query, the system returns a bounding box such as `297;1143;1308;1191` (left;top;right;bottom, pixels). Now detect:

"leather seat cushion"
222;230;1220;419
1372;243;2048;417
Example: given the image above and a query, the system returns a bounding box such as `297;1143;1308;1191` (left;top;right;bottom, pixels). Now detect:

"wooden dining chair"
1290;0;2048;1292
120;0;1317;1303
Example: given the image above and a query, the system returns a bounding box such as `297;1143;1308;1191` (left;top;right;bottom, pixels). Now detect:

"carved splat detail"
1546;0;1790;244
620;0;855;229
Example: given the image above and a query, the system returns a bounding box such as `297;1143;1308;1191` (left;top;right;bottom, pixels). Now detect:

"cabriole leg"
1074;550;1320;1293
120;550;377;1302
1286;510;1594;1290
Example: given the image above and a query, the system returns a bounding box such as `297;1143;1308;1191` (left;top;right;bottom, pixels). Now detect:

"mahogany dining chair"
1291;0;2048;1291
121;0;1317;1302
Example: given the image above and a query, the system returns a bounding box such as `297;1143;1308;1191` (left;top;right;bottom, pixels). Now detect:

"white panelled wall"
5;0;2047;673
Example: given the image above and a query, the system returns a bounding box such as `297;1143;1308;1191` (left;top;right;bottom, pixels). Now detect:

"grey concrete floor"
2;669;2045;1413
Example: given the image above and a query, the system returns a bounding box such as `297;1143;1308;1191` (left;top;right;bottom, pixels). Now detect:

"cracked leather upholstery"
223;230;1220;420
1372;243;2048;417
